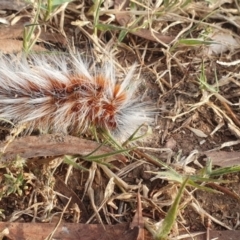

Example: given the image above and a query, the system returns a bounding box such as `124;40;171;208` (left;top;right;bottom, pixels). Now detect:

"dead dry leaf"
204;151;240;167
0;39;45;53
0;222;140;240
204;29;239;55
186;126;208;138
0;0;28;11
114;0;174;44
0;18;67;52
0;134;127;164
0;21;26;39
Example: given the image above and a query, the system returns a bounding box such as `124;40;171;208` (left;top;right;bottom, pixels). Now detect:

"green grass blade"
83;147;135;161
155;177;188;240
63;155;89;171
179;38;213;46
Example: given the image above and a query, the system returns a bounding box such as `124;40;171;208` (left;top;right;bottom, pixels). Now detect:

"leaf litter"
0;0;240;239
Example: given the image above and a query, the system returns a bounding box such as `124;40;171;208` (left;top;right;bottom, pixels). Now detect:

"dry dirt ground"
0;0;240;239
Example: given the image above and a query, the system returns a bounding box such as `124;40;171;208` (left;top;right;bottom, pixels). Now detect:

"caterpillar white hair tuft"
0;52;153;141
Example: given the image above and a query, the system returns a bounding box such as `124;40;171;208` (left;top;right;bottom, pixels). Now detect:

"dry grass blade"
45;197;72;240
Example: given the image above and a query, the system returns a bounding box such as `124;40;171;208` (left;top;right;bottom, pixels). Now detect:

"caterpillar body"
0;52;152;141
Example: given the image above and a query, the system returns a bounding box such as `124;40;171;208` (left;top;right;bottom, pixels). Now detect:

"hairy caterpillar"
0;52;152;141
